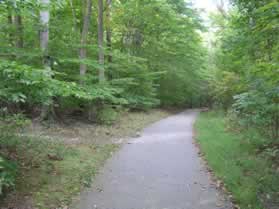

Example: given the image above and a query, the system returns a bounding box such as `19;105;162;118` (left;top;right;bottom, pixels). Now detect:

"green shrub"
0;156;17;196
0;112;30;138
0;113;27;196
123;95;160;110
196;112;279;209
97;105;121;125
232;79;279;139
0;61;127;110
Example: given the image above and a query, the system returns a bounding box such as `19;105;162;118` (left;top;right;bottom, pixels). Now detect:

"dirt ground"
24;109;172;145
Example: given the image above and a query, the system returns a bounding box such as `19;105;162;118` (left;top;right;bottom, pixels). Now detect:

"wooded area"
0;0;278;208
0;0;207;117
209;0;278;140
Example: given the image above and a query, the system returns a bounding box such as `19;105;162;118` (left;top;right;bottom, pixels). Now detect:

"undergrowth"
0;135;117;209
195;111;279;209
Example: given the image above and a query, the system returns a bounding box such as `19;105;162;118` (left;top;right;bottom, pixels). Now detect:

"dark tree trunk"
15;14;23;48
7;9;13;46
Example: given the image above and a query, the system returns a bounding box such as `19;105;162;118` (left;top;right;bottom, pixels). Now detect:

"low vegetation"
0;110;170;209
196;111;279;209
1;137;117;209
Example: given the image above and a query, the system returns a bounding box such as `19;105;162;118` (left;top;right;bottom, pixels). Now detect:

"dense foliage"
0;113;27;196
0;156;17;196
196;111;279;209
208;0;279;139
0;0;207;119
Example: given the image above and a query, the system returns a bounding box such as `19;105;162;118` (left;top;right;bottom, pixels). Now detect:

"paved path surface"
72;110;233;209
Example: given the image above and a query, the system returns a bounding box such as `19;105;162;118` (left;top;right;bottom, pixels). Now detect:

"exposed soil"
23;109;172;145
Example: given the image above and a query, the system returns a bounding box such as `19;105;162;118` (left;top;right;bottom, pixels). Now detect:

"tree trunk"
15;14;23;48
69;0;78;32
98;0;105;82
217;0;227;18
106;0;112;64
40;0;50;66
7;7;13;46
106;0;112;80
79;0;92;76
39;0;51;119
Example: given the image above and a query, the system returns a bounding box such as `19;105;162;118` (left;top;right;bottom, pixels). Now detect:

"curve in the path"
72;110;233;209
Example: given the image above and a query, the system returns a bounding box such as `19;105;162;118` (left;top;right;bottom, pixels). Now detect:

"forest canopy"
0;0;207;121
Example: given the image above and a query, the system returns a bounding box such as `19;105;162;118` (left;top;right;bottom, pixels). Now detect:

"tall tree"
14;14;23;48
39;0;51;119
7;7;13;46
14;0;24;49
39;0;50;67
106;0;112;64
217;0;227;17
79;0;92;76
98;0;105;82
69;0;78;32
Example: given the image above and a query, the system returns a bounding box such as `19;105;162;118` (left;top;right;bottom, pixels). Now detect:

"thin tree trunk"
7;9;13;46
98;0;105;82
69;0;78;32
79;0;92;76
106;0;112;64
217;0;227;18
106;0;112;80
40;0;50;66
39;0;51;119
15;14;23;48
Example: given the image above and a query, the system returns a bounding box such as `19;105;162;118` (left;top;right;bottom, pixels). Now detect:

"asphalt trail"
72;110;232;209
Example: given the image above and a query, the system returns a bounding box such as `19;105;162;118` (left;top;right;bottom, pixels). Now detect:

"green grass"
195;111;279;209
32;144;118;209
0;136;118;209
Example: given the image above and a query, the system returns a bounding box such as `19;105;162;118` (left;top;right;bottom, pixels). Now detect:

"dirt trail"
72;110;233;209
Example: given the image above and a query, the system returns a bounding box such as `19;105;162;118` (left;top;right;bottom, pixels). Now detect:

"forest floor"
195;111;279;209
0;109;172;209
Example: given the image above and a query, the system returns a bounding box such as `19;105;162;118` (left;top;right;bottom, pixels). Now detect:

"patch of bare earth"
24;109;172;145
